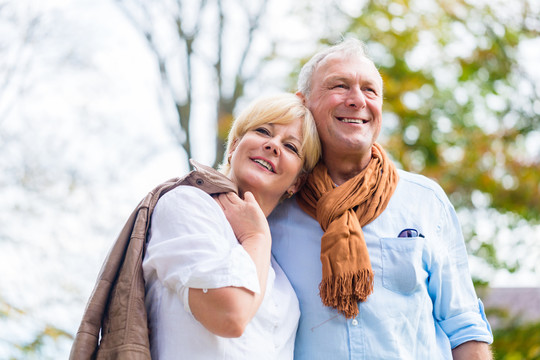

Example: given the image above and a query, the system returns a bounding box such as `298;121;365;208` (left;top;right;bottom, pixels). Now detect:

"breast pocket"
380;237;424;295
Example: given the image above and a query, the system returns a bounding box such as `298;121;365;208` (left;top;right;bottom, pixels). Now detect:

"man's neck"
323;152;372;186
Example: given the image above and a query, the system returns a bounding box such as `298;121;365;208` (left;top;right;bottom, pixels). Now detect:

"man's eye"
332;84;347;89
364;87;377;94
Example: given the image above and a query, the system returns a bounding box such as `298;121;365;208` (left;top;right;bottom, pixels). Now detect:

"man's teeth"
340;118;366;124
254;159;274;172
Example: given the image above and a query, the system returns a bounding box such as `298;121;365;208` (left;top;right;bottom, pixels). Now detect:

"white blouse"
143;185;300;360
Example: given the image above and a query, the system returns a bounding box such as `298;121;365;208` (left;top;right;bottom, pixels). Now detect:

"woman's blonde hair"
219;93;321;176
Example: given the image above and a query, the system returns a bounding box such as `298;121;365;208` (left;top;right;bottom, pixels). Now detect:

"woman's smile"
251;157;276;173
228;121;304;215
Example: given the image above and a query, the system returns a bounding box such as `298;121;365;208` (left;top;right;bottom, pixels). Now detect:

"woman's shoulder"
153;185;224;221
160;184;215;205
149;185;234;247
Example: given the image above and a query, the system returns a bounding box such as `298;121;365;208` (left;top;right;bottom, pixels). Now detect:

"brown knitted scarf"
297;143;399;318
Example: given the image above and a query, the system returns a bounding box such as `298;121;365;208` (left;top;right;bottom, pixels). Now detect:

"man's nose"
345;87;366;108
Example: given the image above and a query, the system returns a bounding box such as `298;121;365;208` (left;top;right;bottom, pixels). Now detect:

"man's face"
301;54;383;165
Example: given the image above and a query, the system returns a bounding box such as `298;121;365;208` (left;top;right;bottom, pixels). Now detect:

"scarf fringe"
319;270;374;319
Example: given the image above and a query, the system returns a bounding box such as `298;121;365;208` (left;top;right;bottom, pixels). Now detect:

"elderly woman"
142;93;321;359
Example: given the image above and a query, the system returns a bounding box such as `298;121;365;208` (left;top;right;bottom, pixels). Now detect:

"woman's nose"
264;139;280;155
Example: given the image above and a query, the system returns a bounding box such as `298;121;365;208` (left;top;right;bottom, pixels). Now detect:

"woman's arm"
189;192;271;337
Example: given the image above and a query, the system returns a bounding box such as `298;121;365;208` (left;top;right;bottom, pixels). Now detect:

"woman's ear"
227;138;239;163
229;138;239;151
288;172;307;195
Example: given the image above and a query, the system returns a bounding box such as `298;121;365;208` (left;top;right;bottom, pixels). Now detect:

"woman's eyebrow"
287;134;302;144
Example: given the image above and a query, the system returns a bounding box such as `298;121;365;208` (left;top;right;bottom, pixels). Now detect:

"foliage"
0;297;24;319
317;0;540;275
483;291;540;359
492;321;540;359
15;326;72;359
1;1;176;357
1;297;72;359
345;0;539;218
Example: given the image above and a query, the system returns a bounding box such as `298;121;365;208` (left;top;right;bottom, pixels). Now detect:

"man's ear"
295;91;306;104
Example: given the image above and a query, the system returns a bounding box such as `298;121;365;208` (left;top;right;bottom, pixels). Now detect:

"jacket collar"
185;159;238;195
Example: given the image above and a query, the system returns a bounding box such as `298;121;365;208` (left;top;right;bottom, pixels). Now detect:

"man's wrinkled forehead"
315;52;383;87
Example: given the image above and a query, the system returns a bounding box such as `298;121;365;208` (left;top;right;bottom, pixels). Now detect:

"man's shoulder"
269;196;318;228
397;168;438;186
396;169;449;204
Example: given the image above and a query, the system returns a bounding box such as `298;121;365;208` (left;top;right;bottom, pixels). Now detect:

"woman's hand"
214;191;271;244
189;191;272;337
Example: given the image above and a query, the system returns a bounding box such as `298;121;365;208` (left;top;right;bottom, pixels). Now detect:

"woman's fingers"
213;191;269;243
214;192;236;209
242;191;256;204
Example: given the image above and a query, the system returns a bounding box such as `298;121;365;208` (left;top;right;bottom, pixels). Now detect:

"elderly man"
268;38;493;359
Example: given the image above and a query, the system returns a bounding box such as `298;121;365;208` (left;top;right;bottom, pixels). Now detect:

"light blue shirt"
268;169;493;360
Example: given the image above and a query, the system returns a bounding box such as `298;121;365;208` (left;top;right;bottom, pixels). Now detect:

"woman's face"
228;120;304;209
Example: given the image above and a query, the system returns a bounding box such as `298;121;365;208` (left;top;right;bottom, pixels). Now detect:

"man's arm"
452;341;492;360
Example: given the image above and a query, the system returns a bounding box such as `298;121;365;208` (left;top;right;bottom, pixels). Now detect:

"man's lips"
251;157;275;173
336;116;368;124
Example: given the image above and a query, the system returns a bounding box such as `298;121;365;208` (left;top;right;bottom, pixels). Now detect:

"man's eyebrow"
324;74;381;90
324;75;348;83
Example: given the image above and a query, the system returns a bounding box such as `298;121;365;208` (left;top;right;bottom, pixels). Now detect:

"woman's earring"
287;190;294;198
227;153;232;164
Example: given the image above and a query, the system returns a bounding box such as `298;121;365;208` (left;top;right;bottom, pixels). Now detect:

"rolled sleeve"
430;199;493;348
180;243;260;292
143;186;261;311
439;298;493;348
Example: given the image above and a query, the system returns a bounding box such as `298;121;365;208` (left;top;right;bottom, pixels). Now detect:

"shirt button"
351;319;358;326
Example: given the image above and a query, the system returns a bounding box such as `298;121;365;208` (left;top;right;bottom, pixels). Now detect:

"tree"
0;0;40;131
115;0;281;168
309;0;540;278
0;3;74;358
0;1;181;357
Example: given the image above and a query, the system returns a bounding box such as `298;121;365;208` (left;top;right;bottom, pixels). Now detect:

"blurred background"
1;0;539;358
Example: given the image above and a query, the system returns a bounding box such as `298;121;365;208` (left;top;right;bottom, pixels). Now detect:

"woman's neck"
238;190;277;218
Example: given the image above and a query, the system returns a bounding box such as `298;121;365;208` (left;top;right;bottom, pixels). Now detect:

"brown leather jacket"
70;160;237;360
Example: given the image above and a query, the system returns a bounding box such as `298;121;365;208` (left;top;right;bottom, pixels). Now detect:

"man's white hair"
297;38;381;98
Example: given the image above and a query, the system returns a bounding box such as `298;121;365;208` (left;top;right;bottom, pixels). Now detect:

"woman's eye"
254;127;270;135
285;143;299;155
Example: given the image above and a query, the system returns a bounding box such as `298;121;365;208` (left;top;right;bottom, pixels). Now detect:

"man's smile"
336;117;369;124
